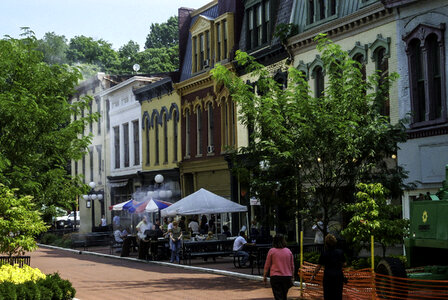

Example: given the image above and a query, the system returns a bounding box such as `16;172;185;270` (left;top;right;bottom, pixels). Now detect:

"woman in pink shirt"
263;235;294;300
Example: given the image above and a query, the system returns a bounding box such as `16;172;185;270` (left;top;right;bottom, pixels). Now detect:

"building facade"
386;0;448;218
135;77;182;202
175;0;244;200
101;76;162;209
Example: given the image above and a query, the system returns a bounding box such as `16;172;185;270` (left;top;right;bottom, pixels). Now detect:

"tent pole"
246;212;249;238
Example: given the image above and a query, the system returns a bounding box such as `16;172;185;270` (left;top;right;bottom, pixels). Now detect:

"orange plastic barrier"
298;261;448;299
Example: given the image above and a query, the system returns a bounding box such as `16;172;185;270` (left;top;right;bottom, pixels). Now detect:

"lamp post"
83;181;104;232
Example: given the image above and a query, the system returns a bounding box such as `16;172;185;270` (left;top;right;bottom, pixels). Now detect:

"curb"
37;244;264;282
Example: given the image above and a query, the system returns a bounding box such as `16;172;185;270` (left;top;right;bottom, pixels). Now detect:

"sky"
0;0;211;50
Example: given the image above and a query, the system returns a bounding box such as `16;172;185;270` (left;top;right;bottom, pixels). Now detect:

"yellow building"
135;77;182;200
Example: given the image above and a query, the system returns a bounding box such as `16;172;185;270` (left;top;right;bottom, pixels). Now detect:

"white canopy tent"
161;188;247;217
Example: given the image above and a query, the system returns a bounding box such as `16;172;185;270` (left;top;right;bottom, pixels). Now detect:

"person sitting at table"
233;231;254;267
179;216;186;232
222;225;232;237
169;220;183;263
188;216;199;235
114;226;128;243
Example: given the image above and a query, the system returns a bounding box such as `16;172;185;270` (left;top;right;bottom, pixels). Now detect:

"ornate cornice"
287;2;394;55
174;72;214;96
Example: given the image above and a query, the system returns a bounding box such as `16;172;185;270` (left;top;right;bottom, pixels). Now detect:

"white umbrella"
109;199;132;211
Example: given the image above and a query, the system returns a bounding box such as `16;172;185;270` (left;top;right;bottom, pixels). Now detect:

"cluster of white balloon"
82;182;104;202
147;174;172;200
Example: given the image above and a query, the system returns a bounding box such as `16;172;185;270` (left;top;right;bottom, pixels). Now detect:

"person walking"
169;220;183;263
263;235;294;300
311;234;346;300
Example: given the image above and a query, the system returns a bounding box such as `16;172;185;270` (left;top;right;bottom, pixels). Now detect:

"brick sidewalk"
29;247;305;300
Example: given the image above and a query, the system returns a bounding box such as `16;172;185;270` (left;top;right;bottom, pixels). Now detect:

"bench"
71;232;112;251
182;240;234;265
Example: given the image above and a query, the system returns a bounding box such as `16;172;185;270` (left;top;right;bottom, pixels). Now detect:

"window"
216;22;221;60
145;122;150;166
223;98;229;146
200;33;204;70
313;66;325;98
89;148;93;182
193;37;197;73
133;120;139;166
246;1;271;50
207;102;214;151
96;145;102;176
155;116;159;164
196;106;202;155
123;123;129;168
223;20;228;59
96;97;101;134
163;113;168;163
230;100;236;146
106;100;110;132
308;0;337;24
404;24;446;127
75;161;78;177
82;155;86;183
185;109;191;157
89;101;93;133
114;126;120;169
374;47;389;116
173;110;178;162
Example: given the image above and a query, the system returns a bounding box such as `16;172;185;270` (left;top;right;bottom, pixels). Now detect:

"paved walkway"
29;247;305;300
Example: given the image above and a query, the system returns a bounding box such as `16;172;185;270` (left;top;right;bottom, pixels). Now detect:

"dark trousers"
270;276;292;300
138;240;150;260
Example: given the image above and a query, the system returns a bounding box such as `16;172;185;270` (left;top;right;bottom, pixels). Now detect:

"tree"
36;32;69;65
136;45;179;73
118;40;140;73
145;16;178;49
211;34;407;238
0;185;47;256
0;31;94;220
342;183;409;257
66;35;119;74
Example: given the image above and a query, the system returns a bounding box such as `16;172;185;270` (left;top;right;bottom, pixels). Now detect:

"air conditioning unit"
207;145;214;153
203;59;210;68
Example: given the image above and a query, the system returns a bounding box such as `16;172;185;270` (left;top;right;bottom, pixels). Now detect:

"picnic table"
182;239;234;265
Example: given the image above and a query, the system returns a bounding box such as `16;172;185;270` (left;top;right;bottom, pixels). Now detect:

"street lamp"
83;181;104;232
153;174;172;201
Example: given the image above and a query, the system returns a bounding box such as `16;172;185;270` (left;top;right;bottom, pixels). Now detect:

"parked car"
55;211;80;228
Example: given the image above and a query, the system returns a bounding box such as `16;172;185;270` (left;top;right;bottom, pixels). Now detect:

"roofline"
190;0;218;17
99;76;163;97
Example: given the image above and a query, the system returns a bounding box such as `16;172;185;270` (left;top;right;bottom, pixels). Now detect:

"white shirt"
101;218;107;226
312;221;324;244
188;221;199;233
114;230;124;243
136;221;151;240
167;223;173;230
113;215;120;226
233;236;247;251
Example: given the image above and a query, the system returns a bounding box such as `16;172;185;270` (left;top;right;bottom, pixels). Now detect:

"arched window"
145;121;150;166
405;23;447;126
154;116;159;164
173;110;178;162
185;109;190;157
163;113;168;163
223;97;229;147
313;66;324;98
374;47;389;116
196;106;202;155
207;102;214;152
230;100;236;146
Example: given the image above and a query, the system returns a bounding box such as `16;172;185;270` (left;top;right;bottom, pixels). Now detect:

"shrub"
0;264;46;284
0;270;75;300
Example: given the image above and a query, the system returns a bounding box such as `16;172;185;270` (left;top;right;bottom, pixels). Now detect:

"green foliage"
66;35;120;73
145;16;178;49
0;271;75;300
0;32;94;216
39;233;71;249
36;32;68;65
302;252;320;264
342;183;409;257
211;34;407;236
0;185;47;256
